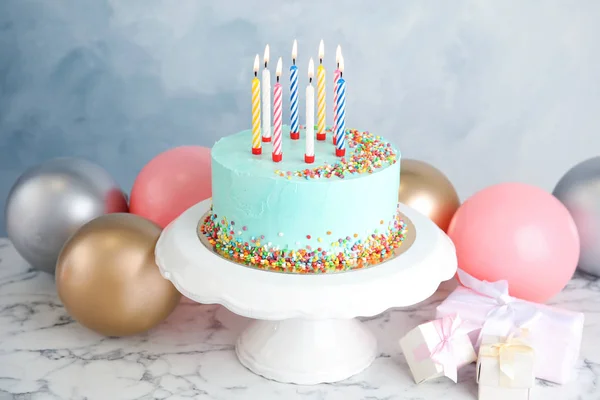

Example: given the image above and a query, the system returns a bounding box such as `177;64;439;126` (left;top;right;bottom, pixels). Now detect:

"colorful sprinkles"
198;205;409;274
274;128;398;180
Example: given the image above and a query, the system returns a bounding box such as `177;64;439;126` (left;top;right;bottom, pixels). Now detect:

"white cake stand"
155;199;457;385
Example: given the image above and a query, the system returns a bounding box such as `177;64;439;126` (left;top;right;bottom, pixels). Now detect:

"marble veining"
0;237;599;399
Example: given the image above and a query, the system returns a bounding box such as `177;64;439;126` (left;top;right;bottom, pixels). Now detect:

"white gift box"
476;335;535;400
436;269;584;384
399;314;477;384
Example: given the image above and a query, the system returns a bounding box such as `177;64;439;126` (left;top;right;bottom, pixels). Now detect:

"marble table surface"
0;238;599;400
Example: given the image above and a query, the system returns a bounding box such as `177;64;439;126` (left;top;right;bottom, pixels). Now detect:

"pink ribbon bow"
413;314;473;382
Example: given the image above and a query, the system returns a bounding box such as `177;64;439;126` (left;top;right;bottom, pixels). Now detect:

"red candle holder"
252;147;262;155
262;136;272;142
335;148;345;157
290;132;300;140
316;133;326;141
272;153;282;162
305;154;315;164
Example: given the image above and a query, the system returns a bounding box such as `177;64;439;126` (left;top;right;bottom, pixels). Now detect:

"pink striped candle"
272;57;283;162
333;45;342;145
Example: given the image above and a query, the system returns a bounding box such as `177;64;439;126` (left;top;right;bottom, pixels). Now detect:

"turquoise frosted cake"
199;125;408;273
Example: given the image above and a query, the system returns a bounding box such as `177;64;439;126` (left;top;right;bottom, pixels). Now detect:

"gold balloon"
399;159;460;233
56;213;181;336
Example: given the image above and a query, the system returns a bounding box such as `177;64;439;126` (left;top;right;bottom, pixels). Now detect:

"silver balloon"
5;158;129;274
553;156;600;277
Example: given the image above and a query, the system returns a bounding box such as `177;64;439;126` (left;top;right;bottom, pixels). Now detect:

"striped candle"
251;54;262;155
332;45;342;145
316;40;326;141
289;40;300;140
272;57;283;162
334;57;346;157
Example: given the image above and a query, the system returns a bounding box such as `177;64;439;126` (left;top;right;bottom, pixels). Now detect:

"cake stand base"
236;318;376;385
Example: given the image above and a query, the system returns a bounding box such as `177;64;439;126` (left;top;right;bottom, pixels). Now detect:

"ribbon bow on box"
456;269;541;342
481;335;532;381
478;334;535;389
413;314;476;383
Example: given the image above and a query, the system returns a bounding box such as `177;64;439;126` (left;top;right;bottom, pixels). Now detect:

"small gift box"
399;314;477;384
476;335;535;400
436;269;584;384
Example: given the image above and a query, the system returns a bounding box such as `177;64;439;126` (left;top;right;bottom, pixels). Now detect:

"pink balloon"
130;146;211;228
448;182;579;303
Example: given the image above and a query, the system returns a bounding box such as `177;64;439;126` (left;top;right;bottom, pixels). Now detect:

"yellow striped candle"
316;40;326;141
251;54;262;155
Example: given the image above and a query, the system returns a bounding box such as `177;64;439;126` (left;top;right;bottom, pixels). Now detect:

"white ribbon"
456;269;540;343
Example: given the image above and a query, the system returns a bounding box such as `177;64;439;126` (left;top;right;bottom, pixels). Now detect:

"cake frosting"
199;125;408;273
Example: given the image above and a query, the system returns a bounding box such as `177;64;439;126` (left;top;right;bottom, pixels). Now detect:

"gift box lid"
400;315;477;384
476;335;535;389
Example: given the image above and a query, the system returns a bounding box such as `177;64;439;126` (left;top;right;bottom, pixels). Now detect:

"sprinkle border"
198;206;409;274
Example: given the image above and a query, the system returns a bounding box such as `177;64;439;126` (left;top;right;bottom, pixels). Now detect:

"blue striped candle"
289;40;300;140
290;65;299;139
334;76;346;157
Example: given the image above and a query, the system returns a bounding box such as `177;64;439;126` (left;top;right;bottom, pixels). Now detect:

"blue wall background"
1;0;600;236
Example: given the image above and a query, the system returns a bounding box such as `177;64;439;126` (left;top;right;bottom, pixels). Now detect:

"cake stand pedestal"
155;199;457;385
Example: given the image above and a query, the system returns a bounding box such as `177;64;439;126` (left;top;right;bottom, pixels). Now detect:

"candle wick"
293;59;296;65
340;72;343;78
320;58;323;64
337;63;339;69
277;76;280;83
265;61;268;69
254;71;257;77
309;77;312;84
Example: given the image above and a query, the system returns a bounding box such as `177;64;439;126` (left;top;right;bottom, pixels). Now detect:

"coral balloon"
56;213;181;336
399;159;460;233
448;183;579;303
130;146;211;228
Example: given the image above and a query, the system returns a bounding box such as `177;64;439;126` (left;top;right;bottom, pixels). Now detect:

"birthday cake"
199;41;408;273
